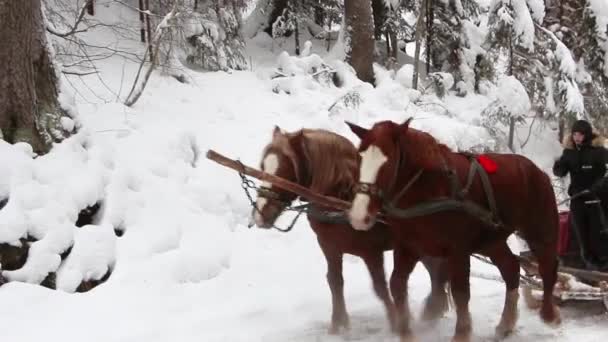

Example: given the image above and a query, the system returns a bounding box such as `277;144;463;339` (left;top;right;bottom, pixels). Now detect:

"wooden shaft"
205;149;352;211
516;254;608;284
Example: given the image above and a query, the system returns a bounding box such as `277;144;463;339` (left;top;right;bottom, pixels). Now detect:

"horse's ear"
400;117;414;131
345;121;368;139
273;125;283;138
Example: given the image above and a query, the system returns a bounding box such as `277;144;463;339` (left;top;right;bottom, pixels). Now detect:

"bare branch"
62;70;99;76
46;0;92;38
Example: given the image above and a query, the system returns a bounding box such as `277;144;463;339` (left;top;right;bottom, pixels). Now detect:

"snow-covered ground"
0;2;606;341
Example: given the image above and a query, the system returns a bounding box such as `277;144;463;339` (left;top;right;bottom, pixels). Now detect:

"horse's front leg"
319;239;348;334
390;247;419;341
362;251;398;333
449;254;472;342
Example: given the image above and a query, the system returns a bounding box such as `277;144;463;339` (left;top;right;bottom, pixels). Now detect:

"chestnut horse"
251;126;450;334
346;119;561;342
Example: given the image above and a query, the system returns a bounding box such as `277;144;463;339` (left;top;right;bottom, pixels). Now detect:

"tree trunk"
508;117;516;152
145;0;154;62
0;0;69;154
371;0;386;40
344;0;375;84
425;0;434;74
294;18;300;55
87;0;95;15
558;116;565;143
389;29;397;60
139;0;146;42
413;0;427;90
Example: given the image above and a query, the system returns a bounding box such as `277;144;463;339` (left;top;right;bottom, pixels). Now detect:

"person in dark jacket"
553;119;608;270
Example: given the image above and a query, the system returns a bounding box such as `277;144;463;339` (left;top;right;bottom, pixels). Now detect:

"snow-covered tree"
424;0;483;95
481;75;531;151
179;0;249;72
486;0;583;118
377;0;416;63
577;1;608;133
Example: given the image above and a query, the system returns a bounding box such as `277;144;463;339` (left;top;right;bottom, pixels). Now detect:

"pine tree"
577;2;608;133
182;0;248;71
426;0;482;95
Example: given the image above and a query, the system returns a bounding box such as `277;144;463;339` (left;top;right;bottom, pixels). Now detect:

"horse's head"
345;119;412;231
251;126;301;228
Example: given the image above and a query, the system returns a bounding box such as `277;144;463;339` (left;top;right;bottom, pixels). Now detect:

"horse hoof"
400;332;418;342
494;324;514;340
327;325;340;335
451;333;471;342
541;305;561;326
421;297;448;321
328;317;350;335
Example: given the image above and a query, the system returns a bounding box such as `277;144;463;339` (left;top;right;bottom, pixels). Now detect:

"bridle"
353;140;424;211
248;147;312;232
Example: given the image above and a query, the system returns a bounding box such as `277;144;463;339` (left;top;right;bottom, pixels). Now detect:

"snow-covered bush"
270;49;341;94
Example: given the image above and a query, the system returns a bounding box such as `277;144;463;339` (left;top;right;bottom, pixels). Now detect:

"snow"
552;32;577;78
0;2;606;342
526;0;545;23
493;0;537;51
395;64;414;88
512;0;536;51
497;75;531;117
383;0;402;10
56;224;116;292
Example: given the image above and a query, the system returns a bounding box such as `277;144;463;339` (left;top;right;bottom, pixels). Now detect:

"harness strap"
383;197;503;229
467;157;499;222
379;154;503;230
390;169;424;206
307;205;350;224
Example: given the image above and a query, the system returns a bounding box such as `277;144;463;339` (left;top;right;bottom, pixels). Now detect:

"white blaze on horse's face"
253;153;279;227
349;145;387;231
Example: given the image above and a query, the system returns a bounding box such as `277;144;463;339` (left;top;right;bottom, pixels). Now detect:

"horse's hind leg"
449;254;472;342
390;247;419;341
484;241;520;338
363;251;398;333
319;240;349;334
419;256;449;321
528;241;561;325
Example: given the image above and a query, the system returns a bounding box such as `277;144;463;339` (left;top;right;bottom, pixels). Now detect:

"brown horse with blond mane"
251;126;450;334
346;118;561;342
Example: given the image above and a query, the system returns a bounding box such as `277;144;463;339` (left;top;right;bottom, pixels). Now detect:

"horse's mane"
299;129;359;196
265;128;358;198
402;127;452;172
